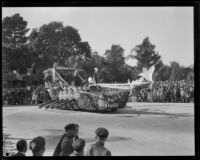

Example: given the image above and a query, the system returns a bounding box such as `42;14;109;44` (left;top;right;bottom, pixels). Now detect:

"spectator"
86;127;111;156
70;138;86;156
12;139;27;156
29;136;46;156
53;123;79;156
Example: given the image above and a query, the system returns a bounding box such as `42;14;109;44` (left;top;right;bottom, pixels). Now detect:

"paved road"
3;103;194;156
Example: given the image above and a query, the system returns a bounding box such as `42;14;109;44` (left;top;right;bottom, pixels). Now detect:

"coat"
53;133;74;156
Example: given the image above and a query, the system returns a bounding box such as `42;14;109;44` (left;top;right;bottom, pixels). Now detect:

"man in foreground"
86;127;111;156
53;123;79;156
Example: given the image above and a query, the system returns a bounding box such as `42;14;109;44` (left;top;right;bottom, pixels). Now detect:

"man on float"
88;68;99;85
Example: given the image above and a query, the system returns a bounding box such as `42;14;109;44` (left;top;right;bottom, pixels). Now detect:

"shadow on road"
111;108;193;119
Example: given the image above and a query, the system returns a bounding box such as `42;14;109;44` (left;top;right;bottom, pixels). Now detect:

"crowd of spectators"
6;123;111;157
135;80;194;103
2;87;33;105
2;85;51;105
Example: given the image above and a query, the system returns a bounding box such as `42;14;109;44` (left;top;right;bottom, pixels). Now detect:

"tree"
97;67;114;83
2;13;31;76
2;46;32;73
179;66;193;80
130;37;161;72
104;44;129;82
153;60;171;81
169;61;182;81
2;13;29;48
90;51;104;69
28;22;92;68
152;60;164;81
81;51;107;78
105;44;125;66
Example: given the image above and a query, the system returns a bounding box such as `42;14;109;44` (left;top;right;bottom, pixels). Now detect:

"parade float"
37;63;155;113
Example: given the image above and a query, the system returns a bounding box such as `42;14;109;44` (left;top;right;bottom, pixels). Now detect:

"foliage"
153;60;171;81
2;13;29;48
131;37;161;72
105;45;125;66
103;44;131;82
2;13;33;88
169;61;182;81
2;14;194;87
2;13;32;73
153;61;194;81
28;22;92;68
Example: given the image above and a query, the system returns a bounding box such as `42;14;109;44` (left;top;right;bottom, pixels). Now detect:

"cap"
95;128;109;138
64;123;77;131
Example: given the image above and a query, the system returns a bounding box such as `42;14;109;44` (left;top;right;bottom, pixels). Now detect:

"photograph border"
1;1;200;159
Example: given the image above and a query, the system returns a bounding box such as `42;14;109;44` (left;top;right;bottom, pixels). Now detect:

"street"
3;102;194;156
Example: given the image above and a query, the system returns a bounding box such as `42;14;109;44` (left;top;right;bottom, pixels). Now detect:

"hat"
64;123;77;131
29;136;45;152
95;128;109;138
72;138;85;151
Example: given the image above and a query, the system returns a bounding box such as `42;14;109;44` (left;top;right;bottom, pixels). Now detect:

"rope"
76;70;86;83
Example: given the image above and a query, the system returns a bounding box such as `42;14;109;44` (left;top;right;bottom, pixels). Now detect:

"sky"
2;7;194;67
